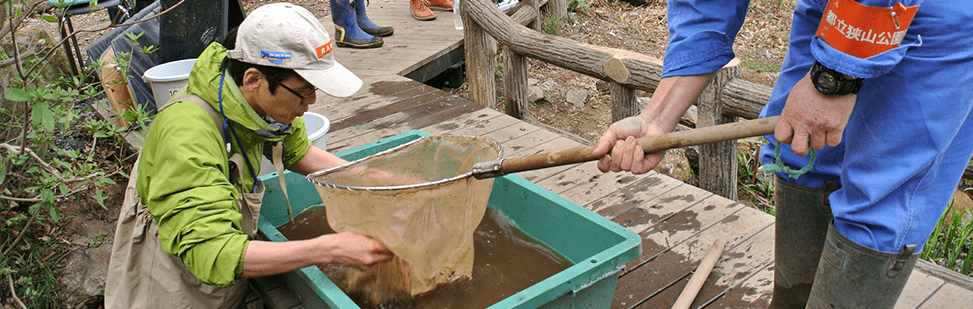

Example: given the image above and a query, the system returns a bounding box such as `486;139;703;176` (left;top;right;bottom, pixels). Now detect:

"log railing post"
548;0;568;24
609;82;637;122
529;0;541;32
503;48;529;119
697;59;741;200
463;6;497;109
605;57;637;121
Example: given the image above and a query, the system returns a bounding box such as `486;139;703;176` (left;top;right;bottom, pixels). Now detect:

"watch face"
813;70;837;94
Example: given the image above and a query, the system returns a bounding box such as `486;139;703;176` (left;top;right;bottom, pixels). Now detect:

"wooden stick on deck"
671;239;727;309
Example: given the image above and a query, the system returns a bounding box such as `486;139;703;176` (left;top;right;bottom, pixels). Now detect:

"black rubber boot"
768;176;836;309
806;224;919;309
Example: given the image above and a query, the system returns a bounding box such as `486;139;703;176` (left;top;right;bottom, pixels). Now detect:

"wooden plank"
327;97;481;153
421;108;506;135
311;77;435;122
483;119;545;145
318;87;435;125
689;255;774;308
329;91;451;132
375;30;465;41
918;283;973;309
335;57;451;73
326;93;467;142
589;171;688;217
628;229;775;309
424;110;509;135
894;271;945;309
492;124;565;156
915;259;973;292
696;220;775;309
537;160;658;207
614;200;773;309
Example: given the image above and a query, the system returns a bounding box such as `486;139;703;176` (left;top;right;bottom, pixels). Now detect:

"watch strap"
811;61;863;95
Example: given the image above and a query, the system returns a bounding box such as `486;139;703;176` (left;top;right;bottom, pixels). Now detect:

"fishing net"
307;135;502;303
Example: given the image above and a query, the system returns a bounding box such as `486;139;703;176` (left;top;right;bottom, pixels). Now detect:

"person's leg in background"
354;0;393;37
330;0;383;48
428;0;453;12
410;0;436;21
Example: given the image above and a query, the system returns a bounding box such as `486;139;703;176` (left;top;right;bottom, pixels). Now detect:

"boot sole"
429;7;453;11
335;41;384;49
363;29;394;37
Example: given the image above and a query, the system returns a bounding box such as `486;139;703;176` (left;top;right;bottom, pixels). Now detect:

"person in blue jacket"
592;0;973;308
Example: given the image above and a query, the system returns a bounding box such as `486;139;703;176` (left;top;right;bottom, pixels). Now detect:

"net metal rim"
305;135;504;191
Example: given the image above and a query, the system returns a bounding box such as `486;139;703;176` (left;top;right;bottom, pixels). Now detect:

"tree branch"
0;48;37;68
0;143;64;180
7;0;24;80
7;273;28;309
0;185;89;203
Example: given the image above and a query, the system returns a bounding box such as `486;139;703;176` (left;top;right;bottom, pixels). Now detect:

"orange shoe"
428;0;453;11
411;0;437;21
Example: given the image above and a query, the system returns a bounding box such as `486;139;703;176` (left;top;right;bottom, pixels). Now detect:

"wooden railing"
460;0;770;200
462;0;973;199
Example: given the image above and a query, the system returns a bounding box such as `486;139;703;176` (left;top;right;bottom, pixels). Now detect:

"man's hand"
592;115;668;174
319;231;393;269
591;74;715;175
242;230;393;278
776;72;857;156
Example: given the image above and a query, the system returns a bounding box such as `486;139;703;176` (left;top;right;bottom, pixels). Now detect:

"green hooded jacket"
137;42;311;286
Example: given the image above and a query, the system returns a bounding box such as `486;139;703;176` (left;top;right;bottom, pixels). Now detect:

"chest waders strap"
165;94;294;222
167;94;226;141
271;143;294;222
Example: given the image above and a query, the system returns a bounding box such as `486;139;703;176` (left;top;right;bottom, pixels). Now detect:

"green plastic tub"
257;130;641;308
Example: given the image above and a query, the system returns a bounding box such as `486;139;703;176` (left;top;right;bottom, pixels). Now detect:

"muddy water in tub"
278;206;572;308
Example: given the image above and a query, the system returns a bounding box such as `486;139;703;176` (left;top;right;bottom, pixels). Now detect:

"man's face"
262;74;318;124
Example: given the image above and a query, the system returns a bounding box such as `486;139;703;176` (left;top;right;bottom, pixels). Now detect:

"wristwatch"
810;61;863;95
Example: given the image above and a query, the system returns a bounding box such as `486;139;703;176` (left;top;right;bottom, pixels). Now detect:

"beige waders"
104;95;267;309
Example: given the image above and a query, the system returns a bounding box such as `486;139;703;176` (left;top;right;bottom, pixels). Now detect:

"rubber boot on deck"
355;0;393;37
805;224;919;309
331;0;383;48
768;176;836;309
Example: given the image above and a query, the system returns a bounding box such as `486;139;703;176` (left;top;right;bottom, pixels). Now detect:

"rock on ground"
565;89;588;108
57;219;113;307
654;148;693;183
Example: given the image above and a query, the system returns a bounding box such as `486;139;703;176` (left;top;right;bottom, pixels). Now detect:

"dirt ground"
28;0;796;307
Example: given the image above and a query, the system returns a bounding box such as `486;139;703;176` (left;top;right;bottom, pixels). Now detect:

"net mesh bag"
307;135;502;303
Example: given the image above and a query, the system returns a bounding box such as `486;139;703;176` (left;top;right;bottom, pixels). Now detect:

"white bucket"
259;112;330;176
142;58;198;105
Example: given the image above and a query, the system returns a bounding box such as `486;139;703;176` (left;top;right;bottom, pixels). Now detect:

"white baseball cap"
226;3;362;97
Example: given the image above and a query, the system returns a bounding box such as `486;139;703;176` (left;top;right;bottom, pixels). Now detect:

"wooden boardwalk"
248;1;973;308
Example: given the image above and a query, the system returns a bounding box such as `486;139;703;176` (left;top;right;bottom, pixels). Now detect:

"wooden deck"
248;1;973;308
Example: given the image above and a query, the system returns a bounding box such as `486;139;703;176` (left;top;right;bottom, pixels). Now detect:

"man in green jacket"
105;3;392;308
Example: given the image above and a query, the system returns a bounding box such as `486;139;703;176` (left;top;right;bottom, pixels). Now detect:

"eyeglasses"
267;76;317;102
